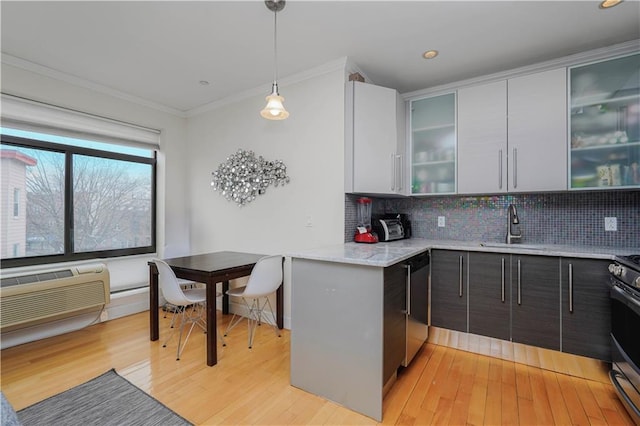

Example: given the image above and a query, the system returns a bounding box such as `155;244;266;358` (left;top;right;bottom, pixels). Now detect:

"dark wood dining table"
148;251;284;366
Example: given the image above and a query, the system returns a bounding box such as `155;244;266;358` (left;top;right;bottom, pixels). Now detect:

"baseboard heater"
0;263;110;332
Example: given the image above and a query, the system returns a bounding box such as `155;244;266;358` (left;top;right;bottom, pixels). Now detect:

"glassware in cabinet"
410;93;456;194
569;53;640;189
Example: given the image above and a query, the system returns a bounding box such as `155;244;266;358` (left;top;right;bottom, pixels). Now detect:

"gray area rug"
17;369;192;426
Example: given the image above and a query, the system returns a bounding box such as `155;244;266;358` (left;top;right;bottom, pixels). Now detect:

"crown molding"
402;39;640;100
186;56;349;117
2;52;349;119
2;53;188;117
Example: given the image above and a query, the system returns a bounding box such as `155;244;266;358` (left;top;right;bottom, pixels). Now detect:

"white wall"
186;65;347;327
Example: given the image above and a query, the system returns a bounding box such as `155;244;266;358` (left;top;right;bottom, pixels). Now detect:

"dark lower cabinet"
383;262;407;384
511;255;561;351
468;252;510;341
430;250;468;332
561;258;611;361
432;249;611;361
468;253;560;350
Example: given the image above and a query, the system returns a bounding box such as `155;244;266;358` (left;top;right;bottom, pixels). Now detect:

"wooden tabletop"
161;251;266;273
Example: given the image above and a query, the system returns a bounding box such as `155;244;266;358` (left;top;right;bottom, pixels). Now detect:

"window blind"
1;94;160;149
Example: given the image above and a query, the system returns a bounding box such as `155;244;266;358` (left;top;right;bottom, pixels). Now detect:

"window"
13;188;20;217
1;130;156;267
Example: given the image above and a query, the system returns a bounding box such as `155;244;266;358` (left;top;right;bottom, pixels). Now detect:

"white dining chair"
160;246;204;326
224;255;283;348
154;259;225;360
163;276;204;329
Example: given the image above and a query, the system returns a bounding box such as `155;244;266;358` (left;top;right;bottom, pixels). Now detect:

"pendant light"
260;0;289;120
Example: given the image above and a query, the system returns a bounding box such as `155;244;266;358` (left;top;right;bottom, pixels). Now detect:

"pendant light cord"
273;8;278;85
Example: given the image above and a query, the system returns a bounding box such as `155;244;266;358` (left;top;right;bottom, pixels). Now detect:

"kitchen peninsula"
289;239;637;421
289;240;429;421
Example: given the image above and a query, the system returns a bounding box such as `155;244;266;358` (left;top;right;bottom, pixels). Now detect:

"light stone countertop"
288;239;640;268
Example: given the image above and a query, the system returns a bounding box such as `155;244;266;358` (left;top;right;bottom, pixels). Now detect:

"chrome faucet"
506;204;522;244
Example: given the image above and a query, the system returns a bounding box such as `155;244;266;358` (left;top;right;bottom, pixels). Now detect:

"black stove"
609;255;640;292
608;254;640;423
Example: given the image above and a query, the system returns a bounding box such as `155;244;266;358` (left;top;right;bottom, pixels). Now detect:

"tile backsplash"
345;191;639;248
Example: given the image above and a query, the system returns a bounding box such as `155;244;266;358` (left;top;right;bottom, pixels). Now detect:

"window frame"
1;133;157;268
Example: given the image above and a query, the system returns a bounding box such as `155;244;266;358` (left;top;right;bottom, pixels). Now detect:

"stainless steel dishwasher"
403;251;429;366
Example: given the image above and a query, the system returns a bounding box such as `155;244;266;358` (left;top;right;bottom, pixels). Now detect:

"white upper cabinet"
410;93;457;195
458;81;508;194
508;68;568;192
569;53;640;190
345;81;406;195
458;69;567;194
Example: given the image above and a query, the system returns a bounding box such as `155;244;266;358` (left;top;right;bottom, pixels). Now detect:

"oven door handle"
609;370;640;420
611;283;640;317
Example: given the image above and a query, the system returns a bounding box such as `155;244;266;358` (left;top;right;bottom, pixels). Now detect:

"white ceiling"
2;1;639;116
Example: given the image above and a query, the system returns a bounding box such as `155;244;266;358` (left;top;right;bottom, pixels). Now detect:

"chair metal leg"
247;299;260;348
224;295;280;349
246;297;280;348
163;303;180;329
260;298;281;338
162;305;185;348
177;310;200;360
224;311;247;336
192;302;226;347
194;302;206;332
163;303;225;360
177;304;207;360
175;308;187;360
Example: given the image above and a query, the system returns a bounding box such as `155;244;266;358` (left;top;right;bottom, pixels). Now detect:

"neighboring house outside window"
0;150;36;259
13;188;20;218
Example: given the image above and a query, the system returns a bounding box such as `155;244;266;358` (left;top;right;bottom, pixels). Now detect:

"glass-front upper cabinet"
410;93;456;195
569;53;640;189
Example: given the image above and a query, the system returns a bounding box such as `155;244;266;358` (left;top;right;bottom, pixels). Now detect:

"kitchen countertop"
288;239;640;268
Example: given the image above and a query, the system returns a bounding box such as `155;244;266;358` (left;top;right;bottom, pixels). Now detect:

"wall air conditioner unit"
0;263;110;332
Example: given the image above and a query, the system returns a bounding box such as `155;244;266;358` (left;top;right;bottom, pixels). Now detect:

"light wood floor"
1;310;634;425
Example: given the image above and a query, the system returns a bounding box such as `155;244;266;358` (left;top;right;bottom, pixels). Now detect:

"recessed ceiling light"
599;0;622;8
199;80;210;86
423;50;439;60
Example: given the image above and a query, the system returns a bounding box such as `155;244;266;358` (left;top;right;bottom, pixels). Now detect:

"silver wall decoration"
210;149;290;206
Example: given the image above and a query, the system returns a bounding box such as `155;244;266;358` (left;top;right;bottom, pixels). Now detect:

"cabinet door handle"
498;150;503;190
399;154;404;191
517;259;522;305
513;148;518;189
501;257;505;303
568;263;573;313
459;255;464;297
396;154;403;191
390;153;396;191
406;263;412;316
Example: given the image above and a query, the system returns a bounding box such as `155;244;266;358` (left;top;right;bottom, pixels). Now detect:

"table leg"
222;280;230;314
149;266;159;341
206;281;218;366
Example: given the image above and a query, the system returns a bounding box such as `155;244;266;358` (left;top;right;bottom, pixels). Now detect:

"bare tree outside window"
24;148;65;256
73;155;151;252
1;135;155;265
